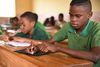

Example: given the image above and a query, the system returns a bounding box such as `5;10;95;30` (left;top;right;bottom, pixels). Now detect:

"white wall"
32;0;71;23
32;0;100;22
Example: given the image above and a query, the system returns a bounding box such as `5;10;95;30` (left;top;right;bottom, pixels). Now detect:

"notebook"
6;41;31;47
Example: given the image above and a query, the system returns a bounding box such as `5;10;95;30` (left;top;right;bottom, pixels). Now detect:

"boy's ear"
88;11;93;18
31;21;35;27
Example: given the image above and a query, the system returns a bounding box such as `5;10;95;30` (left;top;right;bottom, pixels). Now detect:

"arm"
13;36;32;43
57;46;100;62
52;22;69;42
47;44;100;63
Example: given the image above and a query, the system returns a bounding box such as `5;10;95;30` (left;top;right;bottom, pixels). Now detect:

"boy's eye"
69;14;73;17
76;15;82;18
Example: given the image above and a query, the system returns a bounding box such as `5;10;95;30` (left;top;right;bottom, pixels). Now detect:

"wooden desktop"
0;43;93;67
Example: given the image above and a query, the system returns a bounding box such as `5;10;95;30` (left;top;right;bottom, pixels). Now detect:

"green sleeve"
15;32;29;38
31;28;50;40
54;23;69;42
0;26;3;35
92;30;100;47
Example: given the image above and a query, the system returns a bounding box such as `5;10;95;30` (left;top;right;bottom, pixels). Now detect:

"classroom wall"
0;0;100;24
92;0;100;11
32;0;71;22
88;0;100;22
0;0;33;24
15;0;100;14
16;0;32;16
32;0;100;22
15;0;100;22
33;0;70;14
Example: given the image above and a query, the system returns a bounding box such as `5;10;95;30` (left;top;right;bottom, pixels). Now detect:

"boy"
2;11;50;42
39;0;100;67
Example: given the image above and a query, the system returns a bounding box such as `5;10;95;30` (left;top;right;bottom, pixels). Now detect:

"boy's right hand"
1;35;10;42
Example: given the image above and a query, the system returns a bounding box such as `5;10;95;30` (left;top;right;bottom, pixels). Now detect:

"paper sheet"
0;40;5;45
6;41;31;47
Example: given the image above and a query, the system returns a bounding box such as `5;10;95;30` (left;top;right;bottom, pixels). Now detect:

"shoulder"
61;22;71;30
33;22;49;38
90;21;100;47
55;22;71;35
36;21;45;29
90;21;100;32
89;21;100;38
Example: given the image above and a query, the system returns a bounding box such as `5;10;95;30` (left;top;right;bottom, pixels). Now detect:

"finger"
31;40;38;45
39;45;48;52
26;48;30;53
44;48;49;52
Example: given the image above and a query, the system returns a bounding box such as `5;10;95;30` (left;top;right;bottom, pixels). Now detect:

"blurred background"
0;0;100;24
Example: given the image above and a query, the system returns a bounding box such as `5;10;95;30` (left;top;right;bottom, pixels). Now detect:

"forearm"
57;47;99;62
13;37;32;43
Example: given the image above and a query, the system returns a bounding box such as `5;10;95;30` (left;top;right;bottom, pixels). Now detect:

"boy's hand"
46;44;59;52
37;42;59;53
1;35;10;41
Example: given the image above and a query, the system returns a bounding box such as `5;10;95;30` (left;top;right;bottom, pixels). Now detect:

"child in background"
10;17;20;30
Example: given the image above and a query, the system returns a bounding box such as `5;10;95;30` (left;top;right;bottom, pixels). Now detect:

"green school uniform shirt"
15;21;50;40
0;26;3;35
54;20;100;67
11;25;20;30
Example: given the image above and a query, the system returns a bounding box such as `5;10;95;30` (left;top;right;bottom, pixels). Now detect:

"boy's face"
19;17;35;34
59;16;63;21
69;5;92;29
11;21;18;26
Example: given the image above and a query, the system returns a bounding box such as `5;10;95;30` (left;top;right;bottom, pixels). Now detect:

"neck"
28;28;34;38
29;22;35;35
76;21;88;34
29;28;34;35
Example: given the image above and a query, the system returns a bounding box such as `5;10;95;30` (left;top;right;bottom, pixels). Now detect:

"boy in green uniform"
2;11;50;42
15;11;50;42
38;0;100;67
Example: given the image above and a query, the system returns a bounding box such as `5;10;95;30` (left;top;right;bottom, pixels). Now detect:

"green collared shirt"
0;26;3;35
54;20;100;67
11;25;20;30
16;21;50;40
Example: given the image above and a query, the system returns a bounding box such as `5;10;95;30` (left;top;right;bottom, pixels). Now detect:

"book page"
6;41;31;47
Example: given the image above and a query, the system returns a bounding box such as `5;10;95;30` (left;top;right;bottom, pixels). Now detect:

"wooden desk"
46;27;58;37
0;45;93;67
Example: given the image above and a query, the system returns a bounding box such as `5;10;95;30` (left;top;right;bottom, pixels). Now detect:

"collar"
69;20;92;37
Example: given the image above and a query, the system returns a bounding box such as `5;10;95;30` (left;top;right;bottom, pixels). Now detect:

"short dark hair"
70;0;92;11
20;11;38;22
59;13;64;17
10;17;18;23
